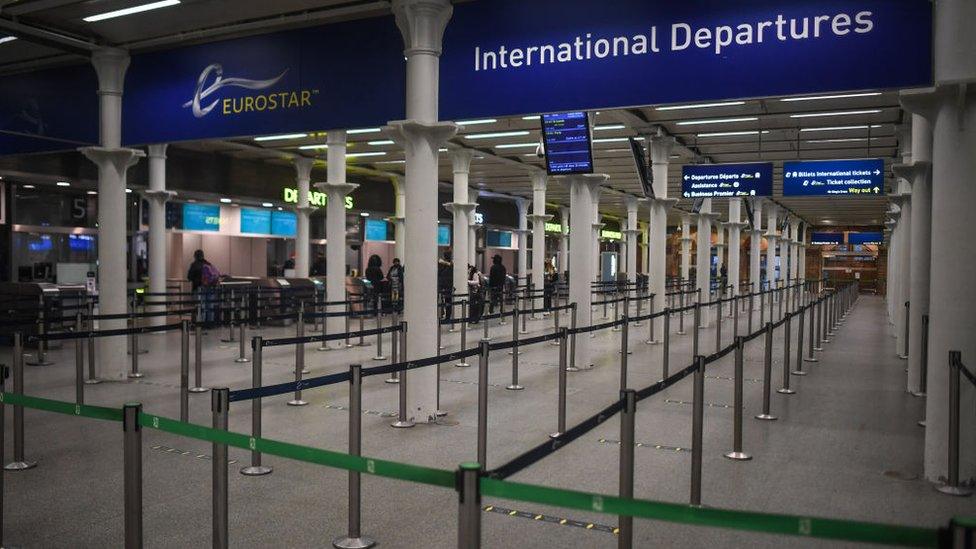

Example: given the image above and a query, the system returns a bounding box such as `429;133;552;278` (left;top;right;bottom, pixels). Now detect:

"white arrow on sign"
874;169;881;176
684;175;689;180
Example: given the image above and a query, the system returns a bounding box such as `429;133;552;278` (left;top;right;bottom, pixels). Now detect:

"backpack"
201;263;221;286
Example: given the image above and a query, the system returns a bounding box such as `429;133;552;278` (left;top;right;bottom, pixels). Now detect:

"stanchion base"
548;432;562;439
790;371;808;376
235;357;251;363
84;378;102;385
301;368;311;375
723;451;752;461
565;366;580;372
507;350;522;355
814;346;824;351
344;343;354;348
127;372;145;379
522;330;531;335
803;357;819;363
611;327;622;333
318;345;333;352
189;387;208;393
384;377;399;384
505;384;524;391
333;535;376;549
776;388;796;395
373;355;387;361
240;465;273;476
617;350;633;355
126;349;150;355
936;484;973;497
390;419;415;428
287;399;308;407
435;410;448;417
897;354;908;360
754;414;778;421
4;460;37;471
220;338;236;343
676;331;687;336
633;322;642;327
645;340;661;345
25;359;54;367
917;420;926;428
455;362;470;368
910;391;926;398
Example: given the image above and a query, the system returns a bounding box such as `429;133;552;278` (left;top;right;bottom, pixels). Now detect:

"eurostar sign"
601;229;622;240
283;188;354;209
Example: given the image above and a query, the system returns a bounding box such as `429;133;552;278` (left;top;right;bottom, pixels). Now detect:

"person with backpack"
188;249;220;325
488;254;506;314
467;264;485;323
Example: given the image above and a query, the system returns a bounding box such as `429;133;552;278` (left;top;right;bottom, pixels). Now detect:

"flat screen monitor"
240;208;272;234
782;158;885;196
810;232;843;245
486;230;512;248
628;138;654;199
364;218;391;241
744;197;757;230
849;231;883;245
682;162;773;198
437;224;451;246
271;210;297;237
541;111;594;175
691;198;705;214
182;203;220;232
68;234;95;251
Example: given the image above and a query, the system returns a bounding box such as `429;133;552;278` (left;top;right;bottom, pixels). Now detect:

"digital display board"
182;203;220;232
240;208;272;234
271;211;297;237
364;218;392;241
810;232;843;245
541;111;594;175
68;234;95;251
849;231;883;245
783;159;884;196
437;224;451;246
486;230;512;248
681;162;773;198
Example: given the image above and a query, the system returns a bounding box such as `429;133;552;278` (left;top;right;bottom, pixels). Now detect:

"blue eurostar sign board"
810;232;844;245
849;231;883;245
681;163;773;198
783;158;885;196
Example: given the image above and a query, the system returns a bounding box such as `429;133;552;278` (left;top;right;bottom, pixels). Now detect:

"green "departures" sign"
283;188;354;209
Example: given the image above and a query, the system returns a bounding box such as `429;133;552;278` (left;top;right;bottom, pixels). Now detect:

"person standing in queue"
187;249;220;326
438;252;453;320
467;264;484;323
387;258;404;311
365;254;385;310
488;254;506;314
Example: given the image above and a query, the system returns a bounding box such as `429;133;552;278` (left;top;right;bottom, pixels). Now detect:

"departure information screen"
541;111;594;175
681;162;773;198
810;232;843;245
849;231;883;245
783;159;885;196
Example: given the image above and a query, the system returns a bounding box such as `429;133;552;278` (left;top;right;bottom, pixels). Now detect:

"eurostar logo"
182;63;316;119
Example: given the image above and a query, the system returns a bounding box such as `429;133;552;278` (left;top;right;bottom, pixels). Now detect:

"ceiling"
1;0;904;228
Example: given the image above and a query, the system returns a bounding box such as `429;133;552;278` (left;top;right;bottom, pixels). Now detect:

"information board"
486;230;513;248
240;208;272;234
810;232;843;245
849;231;883;245
364;218;391;241
541;112;594;175
270;210;297;237
681;163;773;198
438;225;451;246
783;159;885;196
183;203;220;232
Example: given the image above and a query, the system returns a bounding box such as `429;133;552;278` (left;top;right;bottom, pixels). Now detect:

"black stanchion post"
937;351;973;496
387;314;400;384
618;389;637;549
477;339;490;468
550;328;568;439
805;303;818;363
914;315;929;399
662;310;671;380
180;320;190;422
235;319;249;363
690;356;705;506
759;286;766;328
190;321;206;393
756;323;777;421
715;297;723;355
241;337;272;476
334;364;377;548
85;328;100;384
75;320;85;405
900;301;910;360
456;463;482;549
646;294;657;345
129;329;143;379
373;302;386;361
391;322;414;428
456;301;470;368
692;303;701;358
816;294;825;349
620;314;629;391
5;333;36;471
777;316;795;395
793;309;807;376
211;388;229;549
678;290;686;335
288;306;309;407
507;306;523;391
732;294;739;339
724;337;751;461
123;403;143;549
569;303;578;371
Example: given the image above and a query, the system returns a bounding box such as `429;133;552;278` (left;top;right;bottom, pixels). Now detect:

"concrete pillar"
529;172;551;314
695;199;716;326
646;137;676;340
893;110;933;395
680;214;692;284
590;187;603;280
446;150;476;304
765;204;779;291
514;198;529;284
145;144;174;327
727;198;747;298
750;199;764;307
80;48;144;380
714;218;726;293
558;206;570;279
561;174;607;368
387;0;457;422
778;221;790;294
294;157;314;278
316;133;357;348
889;123;914;358
389;176;406;262
624;198;640;284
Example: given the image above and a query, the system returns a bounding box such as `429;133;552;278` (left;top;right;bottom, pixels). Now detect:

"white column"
561;174;607;368
790;220;802;285
727;198;746;298
893;109;933;395
624;198;640;284
648;136;677;340
750;199;764;308
145;144;174;327
316;133;358;348
714;218;726;293
294;157;314;278
389;176;406;261
514;198;529;284
529;172;551;313
779;222;790;295
388;0;457;422
469;187;478;268
680;214;692;283
81;48;144;380
590;186;603;280
558;206;570;278
765;204;779;291
446;150;476;304
695;198;716;326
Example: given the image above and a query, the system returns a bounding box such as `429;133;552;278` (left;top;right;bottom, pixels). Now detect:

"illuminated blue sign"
810;232;843;245
849;231;883;245
783;159;884;196
681;163;773;198
240;208;272;234
271;211;297;237
364;219;391;241
541;112;593;175
183;204;220;232
486;230;513;248
437;225;451;247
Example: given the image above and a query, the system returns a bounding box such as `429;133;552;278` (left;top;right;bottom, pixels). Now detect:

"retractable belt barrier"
30;321;185;342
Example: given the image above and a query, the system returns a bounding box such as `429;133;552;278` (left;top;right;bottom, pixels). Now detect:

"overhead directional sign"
849;231;883;245
782;159;885;196
810;232;843;245
681;163;773;198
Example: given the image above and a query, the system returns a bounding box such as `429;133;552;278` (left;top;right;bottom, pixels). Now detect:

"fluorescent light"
465;131;530;140
494;142;538;149
262;202;273;208
593;137;644;143
375;160;406;164
298;144;328;150
87;190;97;195
360;212;370;217
806;138;870;144
56;181;70;187
0;36;18;45
220;198;232;203
594;124;626;131
346;152;386;158
676;117;758;126
522;115;540;121
439;148;449;152
781;92;882;102
347;128;381;134
277;207;283;211
696;130;771;138
22;184;35;189
790;109;882;119
457;118;497;126
799;125;883;132
254;133;307;142
83;0;180;22
657;101;745;111
125;188;133;193
367;140;395;146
